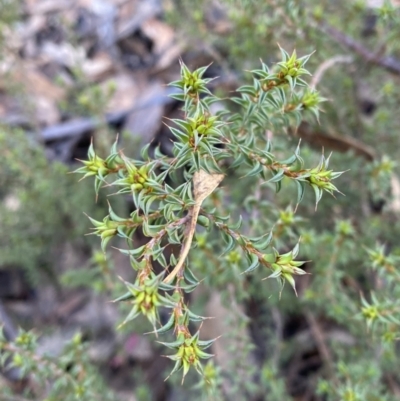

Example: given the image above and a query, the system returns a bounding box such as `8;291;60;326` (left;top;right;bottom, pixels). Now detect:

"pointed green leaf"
244;253;260;274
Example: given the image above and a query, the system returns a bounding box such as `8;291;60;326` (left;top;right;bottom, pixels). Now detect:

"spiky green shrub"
0;129;105;285
72;50;344;386
2;1;400;400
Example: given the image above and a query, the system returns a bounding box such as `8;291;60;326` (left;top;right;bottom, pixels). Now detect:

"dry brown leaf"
14;67;66;102
35;96;61;126
163;170;224;284
102;72;139;113
82;52;115;82
141;18;175;55
389;175;400;213
25;0;72;15
151;42;182;72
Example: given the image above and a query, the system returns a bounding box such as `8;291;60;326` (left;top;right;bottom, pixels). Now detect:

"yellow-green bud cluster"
114;158;151;193
73;140;125;195
74;143;109;180
301;89;323;109
366;246;389;269
169;61;212;100
88;215;119;251
299;154;344;207
277;49;310;79
88;216;118;237
335;220;355;237
263;244;307;294
181;68;206;95
132;283;160;323
186;114;218;137
118;274;170;329
162;331;214;381
361;305;379;322
226;250;241;264
278;208;295;225
127;164;150;192
308;168;338;192
81;156;108;177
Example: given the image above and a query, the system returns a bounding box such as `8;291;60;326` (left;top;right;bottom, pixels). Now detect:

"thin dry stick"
163;170;224;283
311;55;353;89
305;311;337;383
321;23;400;76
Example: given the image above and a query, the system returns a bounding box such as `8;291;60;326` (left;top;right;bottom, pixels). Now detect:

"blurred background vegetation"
0;1;400;400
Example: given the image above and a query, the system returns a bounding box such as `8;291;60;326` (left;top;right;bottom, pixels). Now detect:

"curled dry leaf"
163;170;224;284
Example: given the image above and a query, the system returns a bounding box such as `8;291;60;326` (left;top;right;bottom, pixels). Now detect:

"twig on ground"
320;23;400;76
305;311;337;383
311;55;353;88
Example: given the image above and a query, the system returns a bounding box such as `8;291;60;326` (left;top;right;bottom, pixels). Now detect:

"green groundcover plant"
1;42;399;400
74;50;344;379
72;50;343;391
